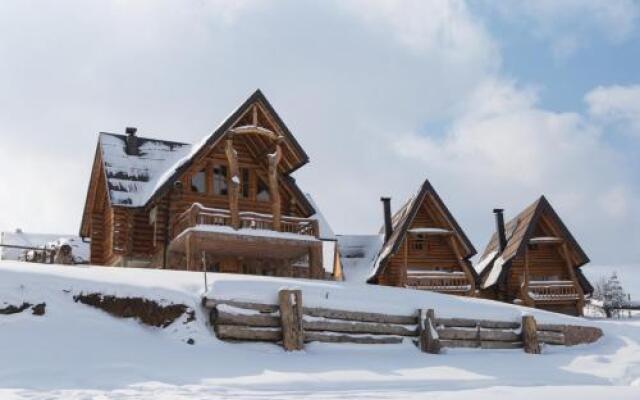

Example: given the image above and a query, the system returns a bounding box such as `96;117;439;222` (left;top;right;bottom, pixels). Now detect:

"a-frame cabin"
476;196;593;316
367;179;477;296
79;90;339;279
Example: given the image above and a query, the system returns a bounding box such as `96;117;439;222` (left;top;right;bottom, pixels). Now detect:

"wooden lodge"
475;196;593;316
79;90;340;279
366;179;478;296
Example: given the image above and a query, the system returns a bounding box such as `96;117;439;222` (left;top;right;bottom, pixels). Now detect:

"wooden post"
561;243;585;316
185;235;192;271
225;138;240;229
418;308;440;354
448;235;476;296
402;238;408;287
268;142;282;231
279;289;304;351
522;315;541;354
309;246;323;279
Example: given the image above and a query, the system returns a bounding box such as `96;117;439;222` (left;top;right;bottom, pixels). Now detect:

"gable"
478;196;590;288
367;179;476;282
147;89;311;208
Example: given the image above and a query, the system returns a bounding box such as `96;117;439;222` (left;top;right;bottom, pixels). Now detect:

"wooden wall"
379;196;467;287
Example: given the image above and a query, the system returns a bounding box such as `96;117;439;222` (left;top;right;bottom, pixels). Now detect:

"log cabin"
79;90;341;279
366;179;478;295
475;196;593;316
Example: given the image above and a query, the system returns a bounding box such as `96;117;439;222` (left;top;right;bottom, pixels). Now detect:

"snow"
2;260;640;399
482;256;506;288
474;250;498;275
407;227;452;234
99;133;192;207
180;225;320;242
337;234;383;283
0;231;88;263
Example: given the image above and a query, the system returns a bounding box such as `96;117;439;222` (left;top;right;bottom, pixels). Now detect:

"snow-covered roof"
0;231;89;262
407;227;452;235
304;194;336;241
337;234;384;284
99;133;192;207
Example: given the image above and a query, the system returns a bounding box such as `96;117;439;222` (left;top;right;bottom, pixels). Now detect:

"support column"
561;243;585;315
309;245;323;279
268;141;282;231
225;138;240;229
448;235;476;296
523;245;534;307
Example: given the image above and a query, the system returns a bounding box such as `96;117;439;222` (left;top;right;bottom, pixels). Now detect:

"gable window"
240;168;250;198
213;164;228;196
410;234;425;251
191;169;206;193
256;176;270;202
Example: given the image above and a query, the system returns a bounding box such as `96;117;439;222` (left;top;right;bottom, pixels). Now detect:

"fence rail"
204;291;603;354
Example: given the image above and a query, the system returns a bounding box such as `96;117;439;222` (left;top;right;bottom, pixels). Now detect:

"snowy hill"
1;261;640;399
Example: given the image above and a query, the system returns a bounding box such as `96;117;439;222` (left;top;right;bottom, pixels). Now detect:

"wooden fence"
204;290;602;354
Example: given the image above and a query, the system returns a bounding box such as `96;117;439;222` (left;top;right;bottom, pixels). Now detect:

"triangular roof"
477;195;590;289
367;179;477;283
80;90;315;237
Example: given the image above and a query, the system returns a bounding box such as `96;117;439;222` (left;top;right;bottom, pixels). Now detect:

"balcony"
168;203;321;261
522;280;582;304
406;270;473;294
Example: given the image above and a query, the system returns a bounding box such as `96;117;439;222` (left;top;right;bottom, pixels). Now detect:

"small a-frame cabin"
79;90;340;279
476;196;593;316
367;179;477;295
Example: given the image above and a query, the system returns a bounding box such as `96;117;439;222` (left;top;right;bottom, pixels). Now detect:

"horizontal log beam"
304;331;404;344
212;309;280;327
435;318;520;329
215;324;282;342
303;307;417;325
303;319;418;336
203;298;279;313
538;331;566;345
437;328;519;342
440;339;523;349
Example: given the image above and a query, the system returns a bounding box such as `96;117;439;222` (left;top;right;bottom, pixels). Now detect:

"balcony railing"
172;203;319;239
522;280;581;302
406;270;472;293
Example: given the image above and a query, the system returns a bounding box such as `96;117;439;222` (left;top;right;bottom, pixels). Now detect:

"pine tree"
602;272;628;318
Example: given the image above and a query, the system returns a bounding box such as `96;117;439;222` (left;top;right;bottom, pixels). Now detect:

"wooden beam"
225;139;240;229
561;242;585;315
418;309;441;354
279;289;304;351
522;315;541;354
268;143;282;231
448;235;476;296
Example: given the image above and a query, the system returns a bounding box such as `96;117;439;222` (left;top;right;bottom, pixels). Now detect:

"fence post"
522;315;541;354
418;308;440;354
279;289;304;351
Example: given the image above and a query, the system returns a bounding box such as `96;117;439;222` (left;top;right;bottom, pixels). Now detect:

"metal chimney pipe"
381;197;392;242
493;208;507;252
125;126;139;156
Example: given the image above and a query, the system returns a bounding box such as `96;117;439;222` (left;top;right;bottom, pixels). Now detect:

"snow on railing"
172;203;318;239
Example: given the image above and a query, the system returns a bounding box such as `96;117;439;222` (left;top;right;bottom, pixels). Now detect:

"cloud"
392;78;639;263
586;84;640;135
490;0;640;59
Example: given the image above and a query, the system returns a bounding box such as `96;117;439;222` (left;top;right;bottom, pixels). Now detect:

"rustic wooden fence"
203;289;602;354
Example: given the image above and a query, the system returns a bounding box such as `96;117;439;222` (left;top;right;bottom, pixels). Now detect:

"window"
213;164;228;195
410;234;425;251
240;168;250;198
191;169;206;193
257;176;270;202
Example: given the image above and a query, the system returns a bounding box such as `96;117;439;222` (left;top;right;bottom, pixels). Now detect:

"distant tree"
601;272;628;318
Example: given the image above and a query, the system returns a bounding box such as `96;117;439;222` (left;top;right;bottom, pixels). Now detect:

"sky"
0;0;638;265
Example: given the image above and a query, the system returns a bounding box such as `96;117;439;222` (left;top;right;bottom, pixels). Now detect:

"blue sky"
0;0;638;264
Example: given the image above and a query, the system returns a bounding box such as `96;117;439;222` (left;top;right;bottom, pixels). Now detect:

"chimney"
381;197;393;242
125;127;139;156
493;208;507;252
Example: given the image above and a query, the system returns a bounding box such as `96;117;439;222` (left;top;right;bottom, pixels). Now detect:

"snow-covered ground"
1;261;640;399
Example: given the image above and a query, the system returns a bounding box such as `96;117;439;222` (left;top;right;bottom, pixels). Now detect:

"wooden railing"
406;271;472;293
522;280;581;302
172;203;319;239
